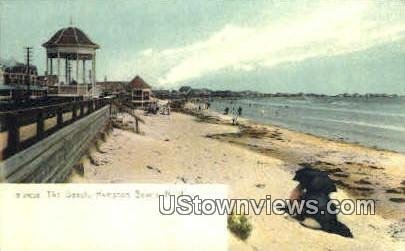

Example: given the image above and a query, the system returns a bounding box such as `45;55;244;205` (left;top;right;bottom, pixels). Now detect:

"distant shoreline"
155;87;404;100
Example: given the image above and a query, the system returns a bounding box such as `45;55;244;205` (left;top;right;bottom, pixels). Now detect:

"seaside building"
42;26;99;97
127;75;153;107
4;64;38;86
0;61;48;101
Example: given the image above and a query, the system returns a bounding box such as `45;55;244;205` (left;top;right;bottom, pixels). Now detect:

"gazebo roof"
42;26;99;49
129;75;151;89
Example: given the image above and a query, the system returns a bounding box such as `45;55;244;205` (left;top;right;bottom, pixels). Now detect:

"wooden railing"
0;98;111;160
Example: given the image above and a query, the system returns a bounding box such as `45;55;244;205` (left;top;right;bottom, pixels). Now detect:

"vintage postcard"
0;0;404;250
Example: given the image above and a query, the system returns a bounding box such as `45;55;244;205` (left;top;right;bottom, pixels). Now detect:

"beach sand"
70;109;404;250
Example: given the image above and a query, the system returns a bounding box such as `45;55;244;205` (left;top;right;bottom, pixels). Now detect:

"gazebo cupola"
42;26;99;96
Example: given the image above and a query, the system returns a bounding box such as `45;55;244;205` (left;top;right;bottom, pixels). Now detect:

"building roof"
42;26;99;49
128;75;151;89
96;81;128;86
96;81;127;92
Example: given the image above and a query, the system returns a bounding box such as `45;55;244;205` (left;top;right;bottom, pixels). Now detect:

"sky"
0;0;405;94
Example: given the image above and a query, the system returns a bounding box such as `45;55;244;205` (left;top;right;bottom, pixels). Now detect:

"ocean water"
210;96;405;153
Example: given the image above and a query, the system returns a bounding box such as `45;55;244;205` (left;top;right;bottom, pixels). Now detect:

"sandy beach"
70;108;404;250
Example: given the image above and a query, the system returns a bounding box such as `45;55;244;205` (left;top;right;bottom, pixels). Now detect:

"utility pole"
25;46;33;95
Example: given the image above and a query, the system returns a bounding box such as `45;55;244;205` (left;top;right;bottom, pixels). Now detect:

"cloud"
119;1;405;87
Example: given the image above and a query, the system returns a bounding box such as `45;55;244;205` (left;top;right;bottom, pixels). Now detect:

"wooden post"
88;100;93;114
36;110;45;140
57;107;63;128
72;103;77;121
6;113;19;156
80;102;84;117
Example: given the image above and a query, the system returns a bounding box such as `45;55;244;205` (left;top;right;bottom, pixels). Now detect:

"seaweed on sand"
227;213;253;241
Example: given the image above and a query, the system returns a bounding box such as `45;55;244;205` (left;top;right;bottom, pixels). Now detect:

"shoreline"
207;96;405;154
186;103;403;155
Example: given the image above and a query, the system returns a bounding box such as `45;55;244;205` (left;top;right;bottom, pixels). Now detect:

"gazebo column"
65;58;68;85
57;52;61;86
46;54;49;75
92;52;96;97
142;91;144;108
76;55;79;82
50;58;53;75
75;55;78;95
82;59;86;85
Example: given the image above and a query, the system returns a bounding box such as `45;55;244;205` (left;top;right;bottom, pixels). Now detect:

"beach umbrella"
293;166;337;194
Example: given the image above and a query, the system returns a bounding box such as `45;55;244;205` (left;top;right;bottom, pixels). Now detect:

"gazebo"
42;26;99;97
127;75;153;107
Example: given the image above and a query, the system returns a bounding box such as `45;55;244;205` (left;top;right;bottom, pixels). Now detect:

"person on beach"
232;109;239;125
224;107;229;115
288;166;353;238
289;184;304;201
238;106;243;116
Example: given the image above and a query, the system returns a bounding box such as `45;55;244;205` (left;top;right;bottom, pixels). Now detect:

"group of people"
197;102;211;111
145;103;170;115
224;106;243;125
224;106;243;116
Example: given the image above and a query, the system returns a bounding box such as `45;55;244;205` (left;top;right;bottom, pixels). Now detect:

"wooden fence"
0;98;111;160
112;99;144;133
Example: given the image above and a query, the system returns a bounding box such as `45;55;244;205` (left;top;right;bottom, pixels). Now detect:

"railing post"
89;100;94;113
72;103;77;121
6;112;19;156
80;102;84;117
57;107;63;128
36;110;45;140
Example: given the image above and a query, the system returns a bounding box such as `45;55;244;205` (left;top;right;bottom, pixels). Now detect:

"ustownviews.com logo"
158;195;375;216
